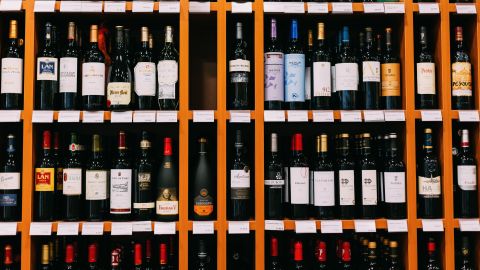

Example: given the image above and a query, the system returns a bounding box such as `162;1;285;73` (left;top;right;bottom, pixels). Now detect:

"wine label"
59;57;78;93
305;66;311;101
137;172;151;191
384;172;406;203
1;58;23;94
134;62;156;96
416;62;436;94
313;171;334;206
35;168;55;192
331;65;336;93
0;194;17;207
194;188;214;216
0;172;20;190
361;170;377;206
335;63;359;91
62;168;82;195
362;61;381;82
110;169;132;214
339;170;355;206
134;202;155;209
289;167;309;204
381;63;401;97
85;170;108;200
313;61;331;97
418;176;441;196
37;57;58;81
231;169;250;200
264;179;285;186
157;60;178;99
107;82;131;106
452;62;472;96
457;165;477;191
264;52;284;102
82;62;105;96
229;59;250;72
156;187;178;215
285;53;306;102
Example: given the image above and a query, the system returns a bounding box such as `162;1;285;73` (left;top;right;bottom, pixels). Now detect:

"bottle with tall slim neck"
425;239;441;270
36;22;58;110
304;29;313;109
362;27;381;109
313;134;335;219
82;25;105;110
383;133;406;219
64;244;74;270
230;130;250;220
59;22;80;110
158;26;179;110
85;134;108;221
454;129;478;218
452;26;473;109
287;133;309;219
340;241;352;269
365;242;379;270
0;135;20;221
134;27;156;110
156;137;178;221
192;138;215;220
87;244;98;270
311;22;331;110
457;237;474;270
268;237;283;270
63;132;83;221
230;22;250;110
358;133;378;219
331;30;342;109
40;245;50;270
336;26;359;110
314;241;327;270
3;245;13;270
34;131;55;221
134;243;142;270
265;133;284;220
265;18;284;110
193;239;211;270
133;132;154;220
336;133;356;219
110;131;132;220
386;241;401;270
418;128;442;218
382;28;402;109
159;243;169;270
285;19;305;110
293;241;304;270
416;26;437;109
1;20;23;109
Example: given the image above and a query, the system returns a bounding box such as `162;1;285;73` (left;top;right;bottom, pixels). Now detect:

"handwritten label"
418;3;439;14
154;222;176;235
264;110;285;122
158;1;180;13
459;219;480;231
283;2;304;13
265;220;284;231
456;3;476;14
228;221;250;234
133;111;156;123
295;220;317;233
363;3;384;13
313;110;334;122
57;222;79;235
132;221;152;232
354;220;376;233
193;110;214;122
0;0;22;11
82;111;104;123
320;220;343;234
384;110;405;121
287;110;308;122
189;1;210;13
363;110;384;122
332;2;353;13
458;110;479;122
32;111;54;123
60;1;82;12
58;111;80;122
157;111;178;122
132;0;154;12
104;1;126;12
30;222;52;236
230;111;251;123
193;221;214;234
232;2;252;13
81;1;103;12
34;0;55;12
422;219;444;232
384;3;405;13
81;222;104;235
340;110;362;122
0;223;17;236
421;110;442;121
387;219;408;232
111;111;133;123
307;2;328;13
111;222;133;235
0;110;21;122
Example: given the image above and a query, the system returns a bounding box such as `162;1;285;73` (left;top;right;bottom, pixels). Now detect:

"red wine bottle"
361;27;381;109
313;134;335;219
335;26;359;110
156;137;178;221
63;132;83;221
64;244;75;270
59;22;80;110
85;134;108;221
315;240;328;270
365;242;379;270
159;243;169;270
268;236;283;270
311;22;331;110
425;239;441;270
451;26;473;109
110;131;132;220
1;20;23;110
230;130;250;220
416;26;437;109
134;243;143;270
265;133;284;219
87;243;98;270
36;22;58;110
287;134;309;219
34;131;55;221
292;241;304;270
358;133;378;219
383;133;406;219
336;133;356;219
382;28;402;109
264;18;284;110
0;134;20;221
133;131;154;220
82;25;105;110
229;22;250;110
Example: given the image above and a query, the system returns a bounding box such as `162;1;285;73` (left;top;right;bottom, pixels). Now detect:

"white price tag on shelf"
384;3;404;13
363;3;384;13
82;111;104;123
156;111;178;122
340;110;362;122
0;0;22;11
133;111;156;123
228;221;250;234
193;221;214;234
459;219;480;231
158;1;180;13
295;220;317;234
60;1;82;12
232;2;252;13
189;1;210;13
265;220;284;231
384;110;405;121
422;219;444;232
30;222;52;236
332;2;353;13
34;0;55;12
81;222;104;235
363;110;385;122
154;222;176;235
32;111;54;123
421;110;442;121
230;110;251;123
57;222;79;235
132;0;154;12
264;110;285;122
287;110;308;122
111;222;133;235
58;111;80;122
283;2;304;13
111;111;133;123
387;219;408;233
104;1;126;12
307;2;328;13
418;3;439;14
81;1;103;12
320;220;343;234
193;110;214;122
132;221;152;232
456;3;476;14
0;223;17;236
313;110;334;122
263;2;284;12
458;110;479;122
354;220;376;233
0;110;21;122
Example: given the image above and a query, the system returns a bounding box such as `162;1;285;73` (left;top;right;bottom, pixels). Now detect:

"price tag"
456;3;476;14
363;110;384;122
263;2;284;12
295;220;317;233
230;111;251;123
34;0;55;12
363;3;384;13
58;111;80;122
133;111;156;123
228;221;250;234
0;0;22;11
387;219;408;233
132;0;154;12
32;111;54;123
459;219;480;231
0;223;17;236
111;111;133;123
283;2;304;13
193;221;214;234
111;222;133;235
57;222;79;235
132;221;152;232
157;111;178;122
384;110;405;121
60;1;82;12
313;110;334;122
158;1;180;13
104;1;126;12
30;222;52;236
320;220;343;234
421;110;442;121
384;3;404;13
264;110;285;122
287;110;308;122
154;222;176;235
265;220;284;231
232;2;252;13
332;2;353;13
307;2;328;13
189;1;210;13
422;219;444;232
193;110;214;122
81;1;103;12
0;110;21;122
354;220;376;233
458;110;479;122
82;111;104;123
340;110;362;122
418;3;440;14
81;222;104;235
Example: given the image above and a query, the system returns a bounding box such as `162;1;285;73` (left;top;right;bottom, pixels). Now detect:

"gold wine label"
381;63;401;97
35;168;55;191
452;62;472;96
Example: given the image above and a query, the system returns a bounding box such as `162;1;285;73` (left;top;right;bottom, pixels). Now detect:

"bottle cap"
427;241;435;252
316;241;327;262
88;244;97;263
164;137;172;156
65;244;74;264
293;241;303;262
43;130;51;149
160;243;168;265
270;237;278;257
342;241;351;262
134;243;142;266
293;133;303;151
4;245;13;265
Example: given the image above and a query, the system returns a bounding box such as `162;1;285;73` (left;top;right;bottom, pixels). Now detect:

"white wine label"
82;62;105;96
133;202;155;209
285;53;305;102
339;170;355;205
313;171;335;206
1;58;23;94
361;170;377;205
134;62;156;96
63;168;82;195
37;57;58;81
416;62;436;94
313;61;331;97
457;165;477;191
231;169;250;188
264;179;285;186
362;61;381;82
229;59;250;72
156;201;178;215
452;62;472;96
418;176;441;196
107;82;131;105
335;63;359;91
157;60;177;99
85;170;107;200
59;57;78;93
264;52;284;102
384;172;406;203
110;169;132;214
305;66;311;101
0;173;20;190
289;167;309;204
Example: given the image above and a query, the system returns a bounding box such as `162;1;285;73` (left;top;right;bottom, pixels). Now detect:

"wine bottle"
285;19;305;110
331;30;342;109
416;26;437;109
157;26;179;110
365;242;379;270
1;20;23;110
230;130;250;220
425;239;441;270
362;27;381;109
63;132;83;221
265;133;284;220
382;28;402;109
192;138;215;220
386;241;401;270
3;245;13;270
85;134;108;221
311;22;331;110
315;241;328;270
451;26;473;109
64;244;74;270
313;134;335;219
40;244;50;270
133;132;154;220
59;22;80;110
457;236;474;270
168;237;176;270
268;237;283;270
34;131;55;221
264;18;284;110
383;133;406;219
335;26;359;110
111;250;120;270
124;28;133;70
0;135;20;221
340;241;352;270
305;29;313;109
336;133;356;219
134;243;142;270
454;129;478;218
159;243;168;270
293;241;304;270
134;27;156;110
358;133;378;219
156;137;178;221
82;25;105;111
418;128;442;218
376;135;386;217
110;131;132;220
107;26;133;111
145;240;153;270
193;239;211;270
287;133;309;219
87;244;98;270
230;22;250;110
36;22;58;110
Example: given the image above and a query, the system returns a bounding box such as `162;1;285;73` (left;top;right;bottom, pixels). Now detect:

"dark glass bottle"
358;133;378;219
336;133;356;219
85;134;108;221
285;19;305;110
452;26;473;110
40;244;50;270
63;132;83;221
59;22;80;110
383;133;406;219
365;242;379;270
340;241;353;270
157;26;179;110
268;237;283;270
34;131;55;221
192;138;215;220
0;134;20;221
292;241;304;270
315;240;328;270
1;20;23;110
110;131;133;220
311;22;331;110
313;134;335;219
36;22;58;110
230;22;250;110
416;26;437;109
335;26;359;110
264;18;284;110
425;239;441;270
457;237;473;270
64;244;74;270
230;130;250;220
386;241;402;270
362;27;381;110
382;28;402;109
87;244;98;270
156;137;178;221
287;133;309;219
133;132;154;220
265;133;284;220
134;243;143;270
304;29;313;109
159;243;169;270
134;27;156;110
82;25;105;111
145;240;153;270
193;239;211;270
